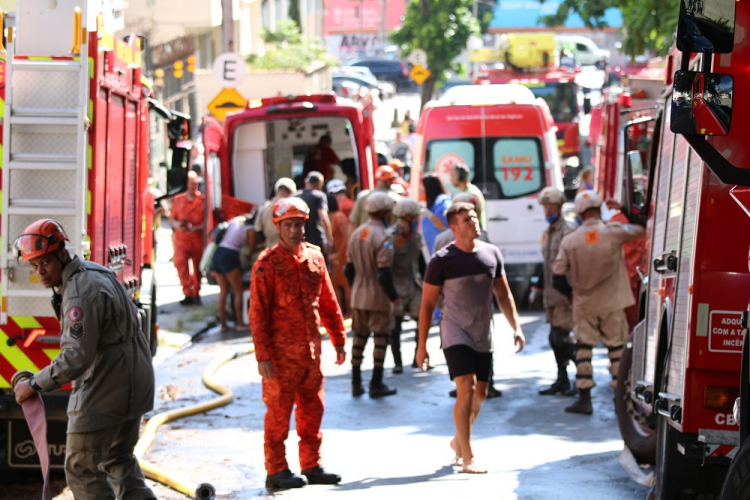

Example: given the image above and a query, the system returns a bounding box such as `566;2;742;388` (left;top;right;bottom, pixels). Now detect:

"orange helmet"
14;219;70;262
376;165;396;181
272;197;310;224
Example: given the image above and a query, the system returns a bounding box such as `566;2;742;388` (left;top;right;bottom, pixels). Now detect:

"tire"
721;438;750;499
615;335;657;464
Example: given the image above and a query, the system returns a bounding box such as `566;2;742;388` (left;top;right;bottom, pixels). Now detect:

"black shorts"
211;247;242;274
443;344;492;382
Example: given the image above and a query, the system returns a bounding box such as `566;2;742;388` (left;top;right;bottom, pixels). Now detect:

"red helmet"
376;165;396;181
14;219;70;262
272;197;310;224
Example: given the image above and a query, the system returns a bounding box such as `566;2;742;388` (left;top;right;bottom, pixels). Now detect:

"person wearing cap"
326;178;354;219
253;177;297;254
349;165;401;229
303;134;341;182
12;219;156;500
345;191;400;398
387;198;424;373
552;190;646;415
295;172;333;258
169;170;206;305
537;187;578;396
450;164;487;231
250;197;346;489
388;158;411;196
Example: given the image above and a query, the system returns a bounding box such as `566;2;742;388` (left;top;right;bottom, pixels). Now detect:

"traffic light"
173;60;184;79
187;55;196;73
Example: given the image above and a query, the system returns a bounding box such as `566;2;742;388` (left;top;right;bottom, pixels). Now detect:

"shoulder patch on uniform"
384;240;394;250
69;322;84;340
395;235;406;247
360;228;370;240
585;230;600;244
68;306;84;322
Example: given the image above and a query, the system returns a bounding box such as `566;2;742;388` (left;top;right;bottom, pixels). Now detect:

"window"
524;81;578;123
492;138;544;198
262;0;270;28
425;139;475;190
576;42;590;52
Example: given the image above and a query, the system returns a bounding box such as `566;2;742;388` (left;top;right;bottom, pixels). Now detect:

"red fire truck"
0;0;178;470
198;93;378;229
612;0;750;496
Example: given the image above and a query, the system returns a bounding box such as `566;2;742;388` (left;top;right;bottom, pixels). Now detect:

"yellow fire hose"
135;317;351;499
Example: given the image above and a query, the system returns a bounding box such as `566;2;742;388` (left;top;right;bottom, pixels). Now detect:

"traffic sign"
408;49;428;67
208;88;247;121
409;64;431;85
213;53;247;88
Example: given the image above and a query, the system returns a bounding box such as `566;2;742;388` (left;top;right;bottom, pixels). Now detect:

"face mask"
410;220;419;232
545;214;559;224
575;215;583;226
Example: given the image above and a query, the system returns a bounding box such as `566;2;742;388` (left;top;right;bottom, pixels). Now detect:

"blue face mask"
545;214;559;224
574;215;583;226
410;220;419;233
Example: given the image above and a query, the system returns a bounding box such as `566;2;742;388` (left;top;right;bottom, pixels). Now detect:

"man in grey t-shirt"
416;202;525;474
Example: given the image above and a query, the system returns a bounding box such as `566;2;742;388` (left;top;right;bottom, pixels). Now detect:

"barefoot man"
415;202;525;473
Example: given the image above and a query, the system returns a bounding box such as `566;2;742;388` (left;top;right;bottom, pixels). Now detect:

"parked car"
333;73;394;99
344;58;412;91
557;35;610;69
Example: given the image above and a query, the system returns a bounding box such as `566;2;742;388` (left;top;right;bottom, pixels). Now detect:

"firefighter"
12;219;156;500
387;198;423;373
345;191;399;398
349;165;401;228
169;170;206;305
552;191;646;415
250;197;346;489
537;187;578;396
252;177;297;254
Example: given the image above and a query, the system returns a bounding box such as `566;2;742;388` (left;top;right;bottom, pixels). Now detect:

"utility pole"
221;0;235;53
379;0;386;49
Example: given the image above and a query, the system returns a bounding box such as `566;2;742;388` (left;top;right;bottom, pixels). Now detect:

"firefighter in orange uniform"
250;197;346;490
169;171;206;305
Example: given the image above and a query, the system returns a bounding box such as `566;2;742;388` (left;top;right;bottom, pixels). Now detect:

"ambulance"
412;84;564;302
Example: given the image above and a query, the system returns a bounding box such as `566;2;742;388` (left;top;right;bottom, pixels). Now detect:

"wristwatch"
29;376;42;392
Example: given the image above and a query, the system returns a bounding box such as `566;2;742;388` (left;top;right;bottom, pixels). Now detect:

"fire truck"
198;93;378;231
471;33;582;166
0;0;178;470
612;0;750;496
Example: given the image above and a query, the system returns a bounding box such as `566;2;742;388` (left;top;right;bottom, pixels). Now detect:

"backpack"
213;221;230;244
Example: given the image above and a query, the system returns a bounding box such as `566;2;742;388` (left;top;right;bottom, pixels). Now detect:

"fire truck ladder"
0;6;90;321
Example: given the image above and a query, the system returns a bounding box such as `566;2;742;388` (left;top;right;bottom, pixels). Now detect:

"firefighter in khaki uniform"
387;198;424;373
169;171;206;305
12;219;156;500
250;197;346;490
345;192;400;398
537;187;578;396
552;191;646;415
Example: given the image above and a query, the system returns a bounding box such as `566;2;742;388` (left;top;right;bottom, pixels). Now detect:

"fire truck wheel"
720;438;750;499
615;335;656;464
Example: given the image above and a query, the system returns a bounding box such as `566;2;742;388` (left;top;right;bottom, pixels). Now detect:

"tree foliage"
288;0;301;30
391;0;480;108
540;0;679;57
250;20;338;70
477;0;499;34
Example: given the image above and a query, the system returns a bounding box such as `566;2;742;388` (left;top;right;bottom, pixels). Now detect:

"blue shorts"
211;247;242;274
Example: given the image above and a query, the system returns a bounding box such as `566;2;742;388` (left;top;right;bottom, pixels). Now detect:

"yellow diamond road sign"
208;87;247;121
409;64;431;85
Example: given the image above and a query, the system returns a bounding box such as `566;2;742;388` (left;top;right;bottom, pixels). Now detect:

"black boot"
565;388;593;415
391;318;403;374
539;366;571;395
392;349;403;374
301;466;341;485
369;366;397;398
352;366;365;397
266;469;307;489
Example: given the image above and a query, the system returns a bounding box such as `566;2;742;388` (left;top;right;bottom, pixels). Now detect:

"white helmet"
574;190;602;215
538;187;566;206
453;192;479;206
366;191;395;213
393;198;422;218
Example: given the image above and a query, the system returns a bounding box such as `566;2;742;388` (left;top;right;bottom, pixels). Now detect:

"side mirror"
670;71;733;136
624;150;647;215
677;0;736;54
